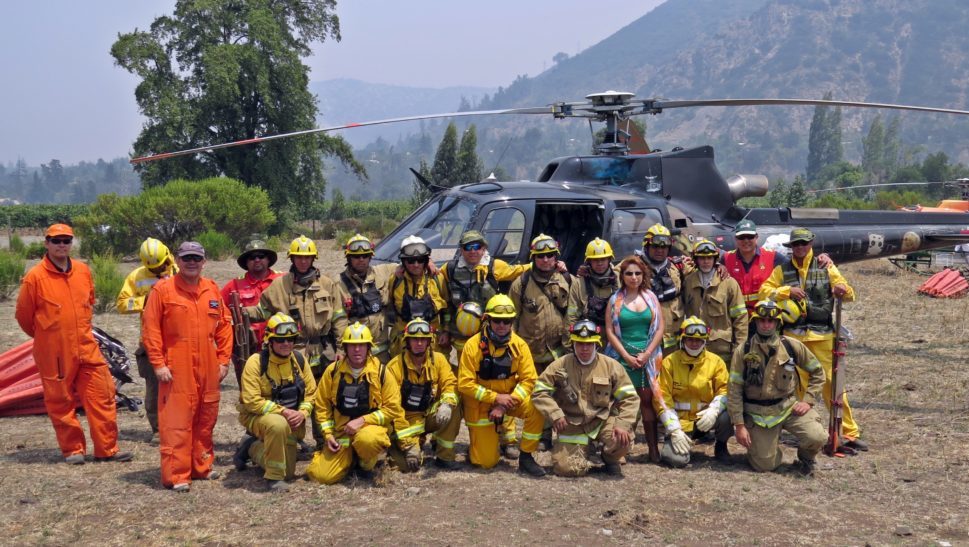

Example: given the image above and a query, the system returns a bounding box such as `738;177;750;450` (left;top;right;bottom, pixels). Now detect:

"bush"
196;230;238;261
74;177;276;257
8;234;25;255
24;242;46;259
0;204;89;229
90;254;124;313
0;250;25;300
359;215;399;240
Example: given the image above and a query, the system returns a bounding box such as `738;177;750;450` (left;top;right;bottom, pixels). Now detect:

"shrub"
90;254;125;313
359;215;399;240
0;250;26;300
74;177;276;257
8;234;25;255
24;242;46;259
196;230;238;261
333;230;356;250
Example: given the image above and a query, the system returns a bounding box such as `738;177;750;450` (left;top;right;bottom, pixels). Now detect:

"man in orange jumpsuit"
143;241;233;492
15;223;132;464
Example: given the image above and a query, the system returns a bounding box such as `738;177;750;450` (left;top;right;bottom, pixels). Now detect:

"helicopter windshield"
373;195;476;263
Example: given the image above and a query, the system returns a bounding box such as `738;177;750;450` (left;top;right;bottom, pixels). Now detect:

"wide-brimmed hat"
783;227;815;247
237;240;277;269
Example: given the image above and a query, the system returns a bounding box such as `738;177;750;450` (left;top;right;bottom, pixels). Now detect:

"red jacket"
724;249;777;312
221;271;282;342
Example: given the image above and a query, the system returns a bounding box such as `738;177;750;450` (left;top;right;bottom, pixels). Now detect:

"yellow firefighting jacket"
247;271;348;354
116;262;176;314
391;270;448;349
509;270;571;364
440;255;530;349
386;350;457;448
681;270;749;358
457;332;536;405
314;355;402;439
656;349;728;433
532;353;639;435
727;334;824;428
237;350;318;430
338;263;396;355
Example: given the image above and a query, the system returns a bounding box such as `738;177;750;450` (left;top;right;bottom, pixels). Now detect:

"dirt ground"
1;246;967;546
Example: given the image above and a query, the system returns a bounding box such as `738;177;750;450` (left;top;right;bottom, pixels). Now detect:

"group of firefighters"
14;218;868;492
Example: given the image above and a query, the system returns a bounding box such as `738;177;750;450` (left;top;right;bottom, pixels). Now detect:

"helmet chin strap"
684;343;705;357
576;348;598;365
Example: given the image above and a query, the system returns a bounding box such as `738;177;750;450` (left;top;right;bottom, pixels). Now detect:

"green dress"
618;304;653;388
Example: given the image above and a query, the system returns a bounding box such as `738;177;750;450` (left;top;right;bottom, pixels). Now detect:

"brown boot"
636;387;660;464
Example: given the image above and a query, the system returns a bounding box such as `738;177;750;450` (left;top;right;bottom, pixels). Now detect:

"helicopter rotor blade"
646;98;969;116
130;106;552;164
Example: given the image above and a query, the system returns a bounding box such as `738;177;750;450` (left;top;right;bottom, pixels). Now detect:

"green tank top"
618;304;652;364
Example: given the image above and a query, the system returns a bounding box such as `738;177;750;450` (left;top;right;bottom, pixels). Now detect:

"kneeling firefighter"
235;313;317;491
655;316;733;468
307;323;403;484
387;318;463;471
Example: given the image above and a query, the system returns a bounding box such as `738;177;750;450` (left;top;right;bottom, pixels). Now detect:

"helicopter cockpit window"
373;195;476;264
483;207;525;260
610;208;663;258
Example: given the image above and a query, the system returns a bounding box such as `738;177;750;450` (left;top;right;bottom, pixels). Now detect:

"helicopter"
132;90;969;271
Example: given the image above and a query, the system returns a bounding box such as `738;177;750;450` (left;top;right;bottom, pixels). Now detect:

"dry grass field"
0;246;967;545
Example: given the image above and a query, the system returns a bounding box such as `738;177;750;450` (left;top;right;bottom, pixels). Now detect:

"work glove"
694;406;720;433
405;444;421;472
670;429;693;455
434;403;453;426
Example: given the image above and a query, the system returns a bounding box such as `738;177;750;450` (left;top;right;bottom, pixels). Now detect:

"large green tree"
111;0;363;217
454;125;483;184
430;123;459;188
806;91;843;183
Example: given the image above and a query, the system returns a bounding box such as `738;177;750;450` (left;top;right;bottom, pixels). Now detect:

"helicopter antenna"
489;137;513;179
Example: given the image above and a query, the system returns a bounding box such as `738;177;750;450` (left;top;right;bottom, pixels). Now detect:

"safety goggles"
346;240;374;253
648;235;672;247
462;242;484;251
48;237;73;245
402;257;429;265
570;322;601;338
406;322;432;336
180;255;204;263
272;322;300;337
530;239;559;253
682;323;710;338
488;304;516;315
756;307;782;320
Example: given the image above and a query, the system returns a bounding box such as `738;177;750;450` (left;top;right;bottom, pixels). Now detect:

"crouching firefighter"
458;295;547;476
532;320;639;477
307;323;403;484
728;299;826;476
387;319;463;471
655;316;732;468
234;313;317;492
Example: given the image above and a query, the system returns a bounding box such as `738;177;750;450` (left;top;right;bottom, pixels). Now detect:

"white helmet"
399;235;431;259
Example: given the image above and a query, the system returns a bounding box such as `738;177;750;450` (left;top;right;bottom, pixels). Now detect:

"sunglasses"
180;255;204;262
272;322;300;336
735;234;757;241
462;242;484;251
402;257;429;265
346;240;374;253
623;270;643;277
48;237;73;245
534;253;557;260
490;318;514;326
248;253;268;260
406;322;432;335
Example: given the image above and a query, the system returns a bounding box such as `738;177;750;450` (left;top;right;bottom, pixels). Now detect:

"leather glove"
434;403;453;426
670;429;693;455
405;444;421;472
694;406;719;433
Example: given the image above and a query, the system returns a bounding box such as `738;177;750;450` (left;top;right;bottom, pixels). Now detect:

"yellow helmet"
529;233;560;258
692;239;719;258
643;223;672;247
264;313;300;343
403;318;434;340
345;233;375;257
569;319;602;344
585;238;614;260
777;298;806;325
751;299;782;320
139;238;171;269
455;301;484;337
288;235;318;258
680;316;711;340
341;321;374;346
484;294;517;319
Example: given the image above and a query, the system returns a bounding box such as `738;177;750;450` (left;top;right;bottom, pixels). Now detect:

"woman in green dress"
604;256;666;463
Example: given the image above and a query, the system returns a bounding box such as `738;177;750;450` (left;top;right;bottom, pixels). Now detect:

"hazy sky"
0;1;661;166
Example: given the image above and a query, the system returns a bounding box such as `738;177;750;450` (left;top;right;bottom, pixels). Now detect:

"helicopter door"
609;207;665;258
479;204;531;264
532;202;604;271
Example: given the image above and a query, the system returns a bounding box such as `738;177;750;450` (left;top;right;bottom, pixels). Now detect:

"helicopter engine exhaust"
727;174;769;201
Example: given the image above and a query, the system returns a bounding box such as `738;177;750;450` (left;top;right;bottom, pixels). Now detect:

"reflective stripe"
749;406;793;429
397;423;425;439
613;385;636;400
660;409;681;431
265;459;286;470
729;371;744;385
674;402;692;411
474;385;489;401
729;305;747;318
513;384;530;400
521;431;542;441
710;395;726;411
245;415;258;431
432;435;455;448
533;381;555;395
744;293;760;302
663;334;678;349
320;420;335;430
466;418;494;428
298;402;314;414
334;437;351;447
440;392;459;406
803;358;821;372
332;308;347;319
260;401;276;415
371;409;386;425
557;433;589;445
587;421;603;440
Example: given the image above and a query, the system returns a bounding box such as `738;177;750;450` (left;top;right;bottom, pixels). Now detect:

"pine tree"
768;177;789;207
787;176;808;207
454;125;483;184
806;92;843;183
862;115;885;184
412;159;433;207
431;123;459;187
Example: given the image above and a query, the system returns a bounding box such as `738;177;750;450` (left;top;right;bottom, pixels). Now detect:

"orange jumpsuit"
142;275;233;487
15;256;121;458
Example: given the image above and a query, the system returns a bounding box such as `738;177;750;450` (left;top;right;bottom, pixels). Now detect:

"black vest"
259;350;306;411
341;271;383;318
781;258;834;334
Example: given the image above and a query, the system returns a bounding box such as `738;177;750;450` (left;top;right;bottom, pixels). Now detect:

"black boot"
603;462;623;476
233;434;257;471
518;451;546;477
538;429;553;452
714;441;730;463
795;458;816;477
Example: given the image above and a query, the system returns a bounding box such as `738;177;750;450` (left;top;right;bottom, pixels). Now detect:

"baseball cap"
734;220;757;236
783;228;815;246
45;224;74;238
460;230;487;246
177;241;206;258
